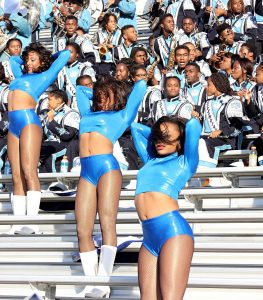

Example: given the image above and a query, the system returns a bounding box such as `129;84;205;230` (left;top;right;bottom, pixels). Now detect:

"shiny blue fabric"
8;109;41;138
131;118;202;200
76;80;147;144
142;210;194;257
80;154;120;186
9;50;70;102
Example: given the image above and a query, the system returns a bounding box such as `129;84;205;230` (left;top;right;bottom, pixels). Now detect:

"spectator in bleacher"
112;25;138;64
7;43;70;234
74;77;146;297
57;41;96;110
131;115;201;300
150;76;193;123
198;72;242;168
39;89;80;173
53;15;99;64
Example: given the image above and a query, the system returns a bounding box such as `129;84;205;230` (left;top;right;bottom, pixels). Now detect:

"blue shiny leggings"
142;210;194;257
8;109;41;139
80;153;120;186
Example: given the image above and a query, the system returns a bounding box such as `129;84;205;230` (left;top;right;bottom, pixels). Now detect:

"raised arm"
76;86;93;117
131;122;154;164
9;55;24;78
43;50;71;85
184;118;202;173
123;80;147;123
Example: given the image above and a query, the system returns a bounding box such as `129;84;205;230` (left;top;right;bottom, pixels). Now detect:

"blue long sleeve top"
76;80;147;144
131;118;202;200
9;50;70;103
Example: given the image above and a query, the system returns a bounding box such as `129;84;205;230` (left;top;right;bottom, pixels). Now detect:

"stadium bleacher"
0;10;263;300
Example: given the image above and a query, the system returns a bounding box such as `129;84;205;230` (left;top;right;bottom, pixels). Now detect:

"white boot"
7;194;27;234
11;194;26;215
26;191;41;216
16;191;41;234
74;250;98;297
86;245;117;298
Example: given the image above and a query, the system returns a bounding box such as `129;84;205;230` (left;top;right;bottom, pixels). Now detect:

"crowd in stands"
1;0;263;175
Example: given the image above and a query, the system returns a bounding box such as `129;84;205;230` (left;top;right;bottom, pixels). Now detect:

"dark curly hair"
22;42;52;73
101;13;117;30
152;116;186;156
92;75;129;112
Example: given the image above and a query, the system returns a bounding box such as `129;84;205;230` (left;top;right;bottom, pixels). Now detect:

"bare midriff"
79;132;113;157
8;90;36;111
135;192;179;221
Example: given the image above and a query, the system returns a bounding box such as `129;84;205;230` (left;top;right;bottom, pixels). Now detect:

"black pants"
118;134;139;170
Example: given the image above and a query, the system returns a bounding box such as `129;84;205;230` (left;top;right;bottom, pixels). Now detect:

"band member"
198;73;242;168
0;38;22;62
151;76;193;123
167;0;198;30
39;89;80;173
8;43;70;234
207;23;245;63
226;0;257;42
184;62;207;115
131;116;201;300
153;14;176;70
176;17;210;58
57;42;96;110
92;13;122;74
53;15;99;64
112;25;138;64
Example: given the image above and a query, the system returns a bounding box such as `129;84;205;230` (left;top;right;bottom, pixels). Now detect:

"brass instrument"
148;55;160;73
212;43;226;71
166;35;177;71
0;0;40;52
99;31;113;57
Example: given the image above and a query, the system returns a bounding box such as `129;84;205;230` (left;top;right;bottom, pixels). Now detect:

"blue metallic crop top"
131;118;202;200
76;80;147;144
9;50;70;103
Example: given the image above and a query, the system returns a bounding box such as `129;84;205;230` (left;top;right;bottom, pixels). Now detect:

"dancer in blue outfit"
8;43;70;234
75;77;147;298
131;116;201;300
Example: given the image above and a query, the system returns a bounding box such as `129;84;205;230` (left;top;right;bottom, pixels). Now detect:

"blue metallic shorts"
80;153;120;186
8;109;41;139
142;210;194;257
